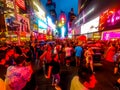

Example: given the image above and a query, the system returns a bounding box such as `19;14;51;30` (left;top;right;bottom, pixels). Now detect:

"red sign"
78;35;87;41
38;34;46;41
16;0;26;10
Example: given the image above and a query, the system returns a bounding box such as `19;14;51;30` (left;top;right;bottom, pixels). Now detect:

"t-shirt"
75;46;83;57
70;76;88;90
5;65;32;90
49;60;60;75
65;47;72;57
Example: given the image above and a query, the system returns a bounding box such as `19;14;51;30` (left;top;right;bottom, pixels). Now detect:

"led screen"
102;31;120;40
81;17;99;34
99;7;120;30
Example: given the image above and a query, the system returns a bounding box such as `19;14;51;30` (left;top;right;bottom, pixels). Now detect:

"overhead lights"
75;7;95;24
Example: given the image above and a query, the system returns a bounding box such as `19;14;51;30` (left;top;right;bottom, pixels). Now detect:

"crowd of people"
0;39;120;90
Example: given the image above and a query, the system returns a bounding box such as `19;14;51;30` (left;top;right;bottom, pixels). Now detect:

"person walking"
74;42;83;67
45;54;61;90
84;47;95;73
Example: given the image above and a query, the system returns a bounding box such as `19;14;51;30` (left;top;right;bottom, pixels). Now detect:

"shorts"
65;56;71;60
86;56;93;64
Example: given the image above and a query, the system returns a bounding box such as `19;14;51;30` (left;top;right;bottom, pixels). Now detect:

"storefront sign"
102;31;120;40
93;32;101;40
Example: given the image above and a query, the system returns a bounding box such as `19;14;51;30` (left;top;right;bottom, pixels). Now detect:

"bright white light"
33;1;45;15
33;1;46;23
81;16;99;34
61;26;65;38
38;20;47;29
47;16;56;30
68;34;72;38
75;8;95;24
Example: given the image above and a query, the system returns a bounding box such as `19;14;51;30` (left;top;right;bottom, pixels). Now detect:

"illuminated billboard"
81;16;99;34
102;31;120;40
17;14;30;33
99;7;120;30
32;0;46;23
38;19;47;29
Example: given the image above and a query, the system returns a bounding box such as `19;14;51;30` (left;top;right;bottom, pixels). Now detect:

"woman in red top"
105;43;116;62
40;44;53;74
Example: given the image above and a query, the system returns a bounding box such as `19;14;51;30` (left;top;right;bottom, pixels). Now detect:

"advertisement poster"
5;15;20;33
17;14;30;33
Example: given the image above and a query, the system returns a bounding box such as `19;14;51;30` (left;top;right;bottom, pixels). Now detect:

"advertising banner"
81;16;99;34
99;7;120;31
102;30;120;40
17;14;30;33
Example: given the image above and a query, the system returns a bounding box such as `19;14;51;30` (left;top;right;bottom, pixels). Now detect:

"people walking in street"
45;53;61;90
74;42;83;67
64;43;73;67
105;43;116;62
84;47;95;73
40;44;53;74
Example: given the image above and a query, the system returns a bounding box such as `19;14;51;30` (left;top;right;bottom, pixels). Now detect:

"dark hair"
14;55;26;65
14;46;22;55
78;66;93;83
0;52;6;62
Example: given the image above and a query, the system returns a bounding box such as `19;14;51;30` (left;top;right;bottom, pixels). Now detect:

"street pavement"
23;60;120;90
0;60;120;90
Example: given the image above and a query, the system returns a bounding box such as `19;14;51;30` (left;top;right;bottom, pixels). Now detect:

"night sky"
40;0;78;19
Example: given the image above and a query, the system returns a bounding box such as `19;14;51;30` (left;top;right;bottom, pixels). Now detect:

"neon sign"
99;8;120;30
16;0;25;10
